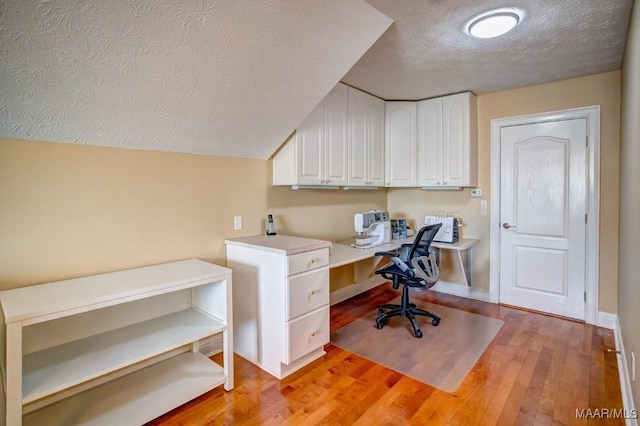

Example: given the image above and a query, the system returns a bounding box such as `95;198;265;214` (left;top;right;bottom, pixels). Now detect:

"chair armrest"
374;251;399;258
377;253;412;274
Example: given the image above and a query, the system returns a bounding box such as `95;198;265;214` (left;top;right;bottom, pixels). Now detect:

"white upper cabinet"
347;87;385;187
273;86;475;189
272;83;348;187
323;84;350;185
417;92;477;188
385;102;417;187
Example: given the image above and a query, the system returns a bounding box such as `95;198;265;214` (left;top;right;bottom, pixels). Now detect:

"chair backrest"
407;223;442;261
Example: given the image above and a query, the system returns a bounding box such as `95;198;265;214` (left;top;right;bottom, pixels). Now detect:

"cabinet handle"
309;289;320;297
443;182;447;185
310;331;316;337
307;258;317;268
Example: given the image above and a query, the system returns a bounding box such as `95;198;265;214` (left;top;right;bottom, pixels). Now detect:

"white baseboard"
430;280;491;302
330;277;492;305
199;334;223;357
613;316;638;426
598;311;617;330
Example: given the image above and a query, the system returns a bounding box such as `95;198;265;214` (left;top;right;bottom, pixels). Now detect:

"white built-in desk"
329;237;479;304
0;259;233;426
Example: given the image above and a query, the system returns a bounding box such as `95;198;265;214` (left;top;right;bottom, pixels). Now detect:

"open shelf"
23;308;225;404
23;352;225;426
1;259;233;425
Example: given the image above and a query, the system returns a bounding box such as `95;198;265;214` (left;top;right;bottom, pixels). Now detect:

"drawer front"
287;248;329;276
287;267;329;320
285;306;330;364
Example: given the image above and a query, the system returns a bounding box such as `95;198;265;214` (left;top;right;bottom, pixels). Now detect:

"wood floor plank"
146;284;625;425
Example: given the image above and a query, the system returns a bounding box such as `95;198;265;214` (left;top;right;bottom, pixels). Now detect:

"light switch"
233;216;243;230
480;200;487;216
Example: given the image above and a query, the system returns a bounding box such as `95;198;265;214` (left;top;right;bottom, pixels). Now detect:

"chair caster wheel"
415;330;423;338
376;320;384;329
432;318;440;326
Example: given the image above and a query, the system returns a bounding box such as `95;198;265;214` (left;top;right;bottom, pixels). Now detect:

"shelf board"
0;259;231;324
23;308;225;404
23;352;226;426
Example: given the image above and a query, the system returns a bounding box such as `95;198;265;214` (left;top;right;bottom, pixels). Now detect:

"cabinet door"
295;99;325;185
385;102;417;187
324;83;349;186
417;97;443;187
367;96;385;186
348;87;385;187
442;92;477;187
347;88;368;186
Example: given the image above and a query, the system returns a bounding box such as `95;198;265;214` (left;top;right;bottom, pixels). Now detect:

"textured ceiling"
0;1;634;159
344;0;634;100
0;0;392;159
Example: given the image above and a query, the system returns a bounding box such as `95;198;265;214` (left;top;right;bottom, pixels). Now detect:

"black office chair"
374;223;442;338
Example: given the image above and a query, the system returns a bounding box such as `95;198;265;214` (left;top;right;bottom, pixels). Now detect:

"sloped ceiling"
0;0;393;159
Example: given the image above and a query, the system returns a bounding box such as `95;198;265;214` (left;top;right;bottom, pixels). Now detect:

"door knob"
502;222;516;230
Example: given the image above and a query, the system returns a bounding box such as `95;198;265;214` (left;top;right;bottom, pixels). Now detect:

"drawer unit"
285;306;330;364
286;267;329;320
226;234;332;379
287;248;329;275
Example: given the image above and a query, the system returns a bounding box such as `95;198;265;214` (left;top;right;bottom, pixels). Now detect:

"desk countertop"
225;234;331;255
329;238;479;269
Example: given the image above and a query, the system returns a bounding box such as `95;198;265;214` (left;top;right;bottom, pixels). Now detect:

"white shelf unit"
0;259;234;426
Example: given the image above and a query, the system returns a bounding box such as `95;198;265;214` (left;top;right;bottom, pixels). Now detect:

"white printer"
424;215;460;243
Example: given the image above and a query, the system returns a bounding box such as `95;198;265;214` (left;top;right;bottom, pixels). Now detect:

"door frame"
489;106;601;325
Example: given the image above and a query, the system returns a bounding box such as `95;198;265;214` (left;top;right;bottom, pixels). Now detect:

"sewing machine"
352;211;391;249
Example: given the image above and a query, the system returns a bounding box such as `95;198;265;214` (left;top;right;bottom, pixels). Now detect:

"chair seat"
375;265;427;288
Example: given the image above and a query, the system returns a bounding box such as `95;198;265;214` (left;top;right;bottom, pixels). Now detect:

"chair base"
375;287;440;338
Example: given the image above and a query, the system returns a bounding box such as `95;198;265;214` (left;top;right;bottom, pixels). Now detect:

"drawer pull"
307;258;318;268
310;331;316;337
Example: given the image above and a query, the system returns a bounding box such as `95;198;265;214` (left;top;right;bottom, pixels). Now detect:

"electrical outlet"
233;215;243;230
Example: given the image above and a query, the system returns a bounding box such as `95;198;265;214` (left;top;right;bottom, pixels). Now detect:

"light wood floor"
148;285;624;425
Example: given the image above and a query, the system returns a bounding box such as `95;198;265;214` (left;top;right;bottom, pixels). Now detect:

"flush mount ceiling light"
466;9;522;39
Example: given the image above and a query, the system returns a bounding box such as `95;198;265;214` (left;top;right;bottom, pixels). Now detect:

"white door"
499;118;587;320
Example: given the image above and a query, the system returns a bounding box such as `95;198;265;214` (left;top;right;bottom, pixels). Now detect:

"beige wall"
619;0;640;410
388;71;621;314
0;139;268;289
0;138;386;290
